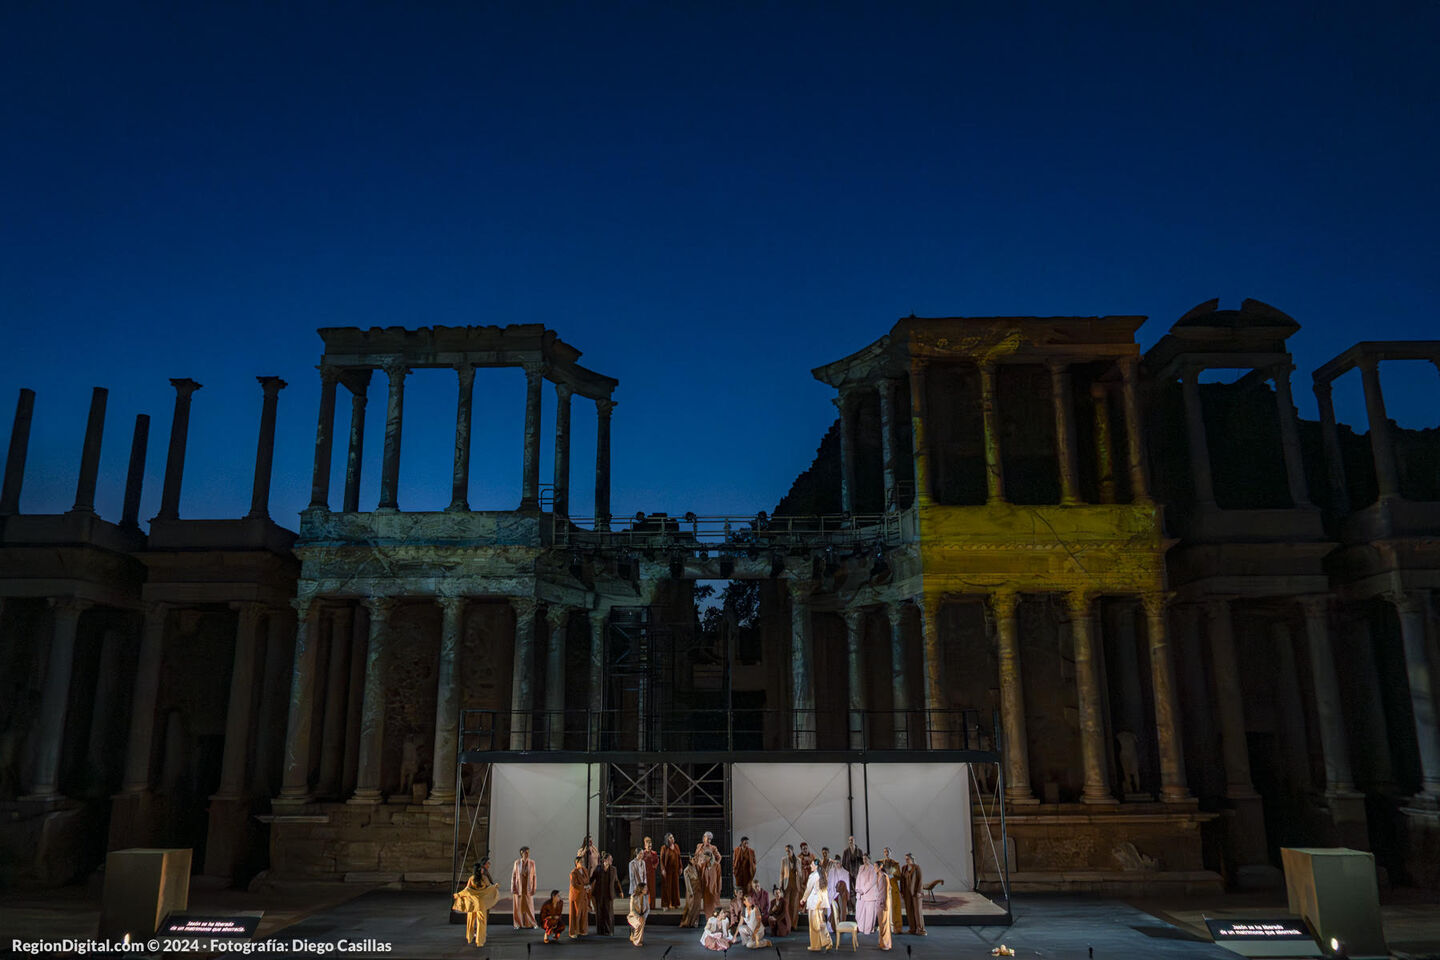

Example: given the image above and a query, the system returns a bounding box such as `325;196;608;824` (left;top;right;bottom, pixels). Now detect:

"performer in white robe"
803;862;832;951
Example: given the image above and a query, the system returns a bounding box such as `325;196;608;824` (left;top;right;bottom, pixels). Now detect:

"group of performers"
451;832;930;951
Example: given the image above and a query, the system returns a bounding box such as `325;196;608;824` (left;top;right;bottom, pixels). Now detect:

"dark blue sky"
3;2;1437;525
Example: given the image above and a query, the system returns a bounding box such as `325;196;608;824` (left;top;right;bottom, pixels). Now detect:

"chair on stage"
835;919;859;950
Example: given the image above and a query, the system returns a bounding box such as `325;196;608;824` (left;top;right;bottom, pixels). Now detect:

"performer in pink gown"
855;855;883;934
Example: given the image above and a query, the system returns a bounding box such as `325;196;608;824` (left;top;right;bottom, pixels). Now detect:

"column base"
443;502;470;512
273;792;317;806
1006;790;1041;806
374;505;399;514
17;791;65;804
518;498;540;511
1081;793;1119;805
347;791;384;805
423;791;456;806
1160;787;1194;803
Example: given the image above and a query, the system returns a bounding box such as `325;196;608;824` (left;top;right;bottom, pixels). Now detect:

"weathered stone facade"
1;308;1437;895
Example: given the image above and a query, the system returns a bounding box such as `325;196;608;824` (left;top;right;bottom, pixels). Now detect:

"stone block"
97;848;191;940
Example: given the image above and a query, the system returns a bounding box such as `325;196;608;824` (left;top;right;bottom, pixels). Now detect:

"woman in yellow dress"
452;859;500;947
876;863;897;951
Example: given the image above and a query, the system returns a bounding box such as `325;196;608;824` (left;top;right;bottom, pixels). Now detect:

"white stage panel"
732;762;852;889
489;763;600;901
862;762;972;892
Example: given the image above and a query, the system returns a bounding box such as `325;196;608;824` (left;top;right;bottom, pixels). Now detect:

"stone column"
1391;590;1440;798
1050;361;1081;505
907;359;933;509
1299;596;1356;794
1271;622;1312;789
1143;594;1190;801
308;367;337;511
595;399;614;530
247;376;287;520
119;602;168;794
1204;599;1257;799
1359;357;1401;501
836;390;858;514
878;379;899;510
545;606;569;749
157;378;202;520
350;597;395;803
789;582;816;749
993;590;1035;803
553;382;573;516
1314;380;1349;513
318;606;353;796
844;608;865;749
1180;365;1216;508
341;612;366;798
277;598;322;802
1119;357;1151;501
887;603;910;748
1271;365;1311;508
0;387;35;515
25;597;91;798
919;593;946;748
1091;384;1116;504
1068;593;1114;803
341;371;371;513
519;364;543;510
253;608;292;798
120;414;150;529
376;361;409;511
509;598;539;750
448;364;476;511
70;387;107;514
588;610;607;733
216;601;266;797
979;361;1005;504
428;597;465;804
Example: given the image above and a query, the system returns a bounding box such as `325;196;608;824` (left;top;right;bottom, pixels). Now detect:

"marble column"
588;610;607;732
376;361;409;512
308;367;337;511
1204;599;1258;800
1180;365;1216;507
993;590;1036;802
120;414;150;530
341;613;367;798
519;365;543;510
979;361;1005;504
1119;357;1151;501
0;387;35;515
887;603;910;749
428;597;465;804
920;594;946;748
553;383;572;516
844;608;865;749
448;364;476;511
1271;365;1311;508
1299;596;1357;795
1359;358;1401;501
70;387;107;514
509;598;539;750
907;359;933;509
837;390;858;514
216;601;266;798
1143;594;1191;801
1391;590;1440;798
253;608;292;798
595;399;614;530
318;606;353;796
789;582;816;749
1314;381;1349;513
119;602;168;794
341;371;371;513
25;597;91;798
1068;593;1114;803
1091;385;1117;505
878;379;899;510
1050;361;1081;505
350;597;395;803
157;378;202;520
247;376;287;520
545;606;569;750
277;598;323;802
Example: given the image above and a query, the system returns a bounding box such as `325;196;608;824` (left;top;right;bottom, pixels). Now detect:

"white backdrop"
490;763;601;900
731;762;852;889
863;762;972;891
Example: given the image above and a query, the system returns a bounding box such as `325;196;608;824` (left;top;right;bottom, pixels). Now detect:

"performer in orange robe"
900;853;926;935
642;836;661;910
539;890;566;943
732;837;756;896
779;844;801;931
660;833;683;908
568;856;590;938
698;851;722;917
798;842;815;880
511;846;537;928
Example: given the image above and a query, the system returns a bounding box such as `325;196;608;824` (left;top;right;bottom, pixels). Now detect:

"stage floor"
258;890;1238;958
488;889;1009;923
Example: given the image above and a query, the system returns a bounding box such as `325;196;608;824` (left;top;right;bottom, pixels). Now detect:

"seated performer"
803;861;832;952
766;885;792;938
538;889;566;943
739;892;772;949
701;906;734;951
627;881;649;946
452;859;500;947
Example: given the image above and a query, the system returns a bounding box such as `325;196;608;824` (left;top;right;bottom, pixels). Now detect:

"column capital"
143;599;170;620
1387;589;1429;617
1118;354;1141;375
48;596;92;617
1355;354;1381;375
990;589;1019;620
1063;591;1096;617
291;595;318;619
1178;362;1205;384
341;368;373;395
589;608;609;626
229;599;267;621
596;396;616;418
1313;377;1333;399
454;363;476;385
169;377;203;397
1046;356;1073;375
256;375;288;397
786;580;815;603
1297;594;1331;619
843;607;866;630
380;358;410;381
317;365;342;386
437;595;469;616
886;601;908;627
522;361;548;381
546;604;571;627
1141;592;1173;619
1268;360;1297;378
554;380;573;401
363;596;397;622
510;596;539;619
1202;596;1234;620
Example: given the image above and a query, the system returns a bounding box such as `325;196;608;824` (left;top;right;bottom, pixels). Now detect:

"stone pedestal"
1281;847;1387;959
98;847;192;941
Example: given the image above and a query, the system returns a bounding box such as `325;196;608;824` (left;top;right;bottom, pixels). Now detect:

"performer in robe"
694;831;721;868
698;850;722;917
701;907;734;951
511;846;538;929
660;833;683;909
841;835;863;890
628;848;647;897
739;892;771;949
539;889;566;943
803;861;832;952
745;880;770;922
855;855;882;934
798;842;815;879
579;835;600;874
590;852;621;936
641;836;661;910
779;843;801;931
568;856;590;939
900;853;926;935
766;885;792;938
876;864;897;951
725;888;745;931
878;847;902;931
452;860;500;947
680;855;703;927
824;851;844;928
732;836;757;895
627;882;648;946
